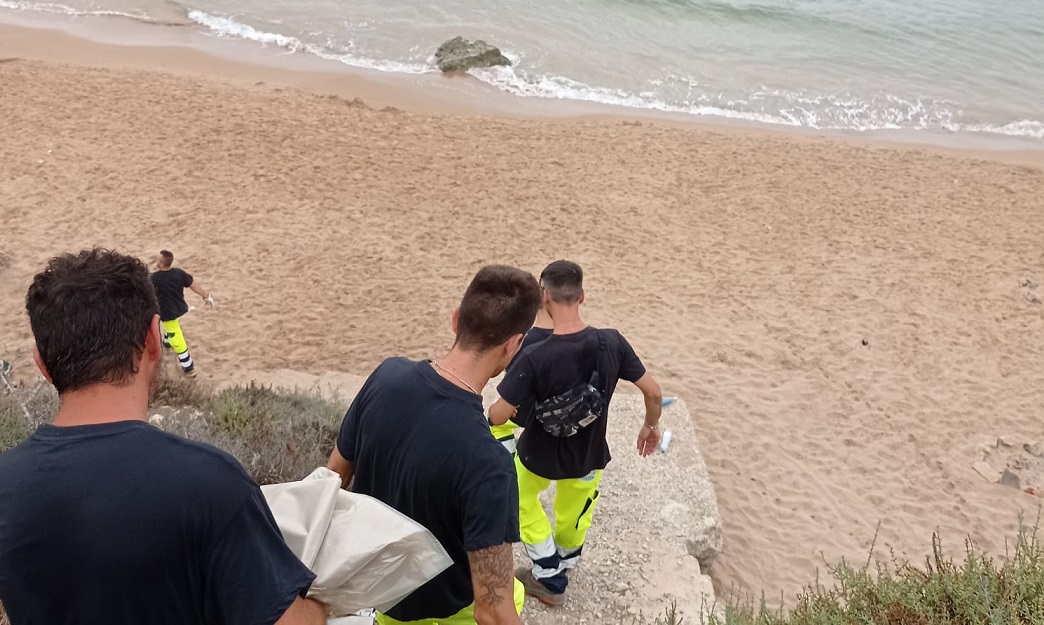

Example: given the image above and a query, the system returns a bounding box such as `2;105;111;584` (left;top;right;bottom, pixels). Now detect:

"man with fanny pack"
488;260;663;606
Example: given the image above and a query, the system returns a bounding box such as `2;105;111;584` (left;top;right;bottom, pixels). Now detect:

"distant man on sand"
489;260;663;606
328;265;541;625
0;248;325;625
151;249;213;377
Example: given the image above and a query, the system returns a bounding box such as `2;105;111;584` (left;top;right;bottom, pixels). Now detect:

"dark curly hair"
26;248;159;394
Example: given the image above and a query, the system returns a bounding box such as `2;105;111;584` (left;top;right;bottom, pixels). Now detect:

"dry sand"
3;24;1044;610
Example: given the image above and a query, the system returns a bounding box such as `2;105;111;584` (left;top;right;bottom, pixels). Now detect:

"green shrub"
150;368;211;411
154;382;344;485
0;382;56;454
704;519;1044;625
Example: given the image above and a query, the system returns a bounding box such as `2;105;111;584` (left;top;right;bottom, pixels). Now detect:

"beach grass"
634;520;1044;625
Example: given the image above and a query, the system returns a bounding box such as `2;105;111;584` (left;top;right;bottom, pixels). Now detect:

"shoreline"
2;10;1043;166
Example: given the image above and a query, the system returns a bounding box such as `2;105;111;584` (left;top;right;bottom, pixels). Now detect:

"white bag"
262;468;452;617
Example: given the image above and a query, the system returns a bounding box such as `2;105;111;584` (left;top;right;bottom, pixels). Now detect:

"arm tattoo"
468;543;513;607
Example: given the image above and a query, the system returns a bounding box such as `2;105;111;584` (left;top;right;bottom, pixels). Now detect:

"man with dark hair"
327;265;541;625
0;248;324;625
151;249;213;377
489;260;663;606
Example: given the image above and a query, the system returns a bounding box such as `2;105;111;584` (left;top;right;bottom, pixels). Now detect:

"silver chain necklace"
430;360;480;395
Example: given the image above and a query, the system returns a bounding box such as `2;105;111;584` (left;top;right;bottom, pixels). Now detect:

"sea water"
3;0;1043;140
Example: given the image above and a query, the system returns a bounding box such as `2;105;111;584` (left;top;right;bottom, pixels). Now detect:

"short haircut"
456;265;541;351
540;260;583;304
159;250;174;267
26;249;158;394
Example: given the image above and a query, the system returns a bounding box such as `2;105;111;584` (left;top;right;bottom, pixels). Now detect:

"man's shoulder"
365;356;418;387
149;428;254;482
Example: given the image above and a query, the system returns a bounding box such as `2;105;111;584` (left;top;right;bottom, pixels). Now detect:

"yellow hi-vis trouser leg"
375;578;524;625
161;319;194;373
515;456;602;592
489;420;519;454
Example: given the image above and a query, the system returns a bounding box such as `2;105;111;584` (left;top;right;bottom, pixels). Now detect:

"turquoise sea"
3;0;1043;140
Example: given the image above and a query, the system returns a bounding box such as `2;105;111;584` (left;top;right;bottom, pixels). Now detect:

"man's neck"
549;307;586;335
52;384;149;427
432;348;497;396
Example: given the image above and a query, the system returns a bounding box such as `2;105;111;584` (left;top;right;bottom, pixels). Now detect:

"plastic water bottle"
659;429;673;453
662;397;677;407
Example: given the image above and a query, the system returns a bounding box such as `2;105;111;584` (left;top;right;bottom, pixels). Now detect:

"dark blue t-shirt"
336;358;519;621
0;421;315;625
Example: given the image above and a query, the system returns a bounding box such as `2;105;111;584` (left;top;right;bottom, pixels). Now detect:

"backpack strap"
591;329;611;399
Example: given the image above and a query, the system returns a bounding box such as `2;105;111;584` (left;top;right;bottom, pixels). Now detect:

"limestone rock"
433;37;511;72
972;460;1001;483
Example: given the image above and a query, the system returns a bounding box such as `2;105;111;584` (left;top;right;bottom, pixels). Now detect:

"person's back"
328;265;542;625
508;326;642;478
150;265;192;322
337;357;516;620
0;423;308;624
488;260;663;606
0;248;324;625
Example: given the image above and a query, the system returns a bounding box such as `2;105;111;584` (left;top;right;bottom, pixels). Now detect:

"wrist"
642;421;659;430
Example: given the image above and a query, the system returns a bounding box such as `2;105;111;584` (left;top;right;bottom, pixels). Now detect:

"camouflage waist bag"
532;331;609;438
532;371;605;438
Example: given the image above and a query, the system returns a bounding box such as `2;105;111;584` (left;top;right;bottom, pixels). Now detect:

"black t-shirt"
506;327;554;426
498;327;646;480
0;421;315;625
151;268;193;321
336;358;519;621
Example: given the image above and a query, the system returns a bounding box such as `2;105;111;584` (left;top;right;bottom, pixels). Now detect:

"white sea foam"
469;61;1044;139
0;0;151;20
186;10;430;74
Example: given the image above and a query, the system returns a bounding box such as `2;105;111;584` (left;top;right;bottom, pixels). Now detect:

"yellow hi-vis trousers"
161;319;194;373
515;455;602;592
489;420;519;454
375;578;524;625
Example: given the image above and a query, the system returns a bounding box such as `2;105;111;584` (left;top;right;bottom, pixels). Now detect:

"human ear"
145;315;163;361
32;346;53;384
451;307;460;334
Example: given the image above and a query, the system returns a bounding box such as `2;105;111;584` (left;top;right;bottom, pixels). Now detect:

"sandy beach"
2;20;1044;608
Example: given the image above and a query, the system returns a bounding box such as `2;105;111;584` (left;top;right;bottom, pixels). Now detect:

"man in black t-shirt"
328;265;542;625
0;249;324;625
489;260;664;606
150;249;213;377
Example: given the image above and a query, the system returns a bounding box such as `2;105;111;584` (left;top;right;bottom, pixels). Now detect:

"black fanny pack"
532;332;608;438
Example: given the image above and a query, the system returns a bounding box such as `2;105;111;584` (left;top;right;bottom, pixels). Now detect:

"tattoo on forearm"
469;544;512;606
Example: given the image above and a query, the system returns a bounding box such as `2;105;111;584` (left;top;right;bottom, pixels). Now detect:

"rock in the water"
434;36;511;72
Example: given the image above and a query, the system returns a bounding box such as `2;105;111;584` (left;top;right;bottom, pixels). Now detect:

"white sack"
262;467;452;616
